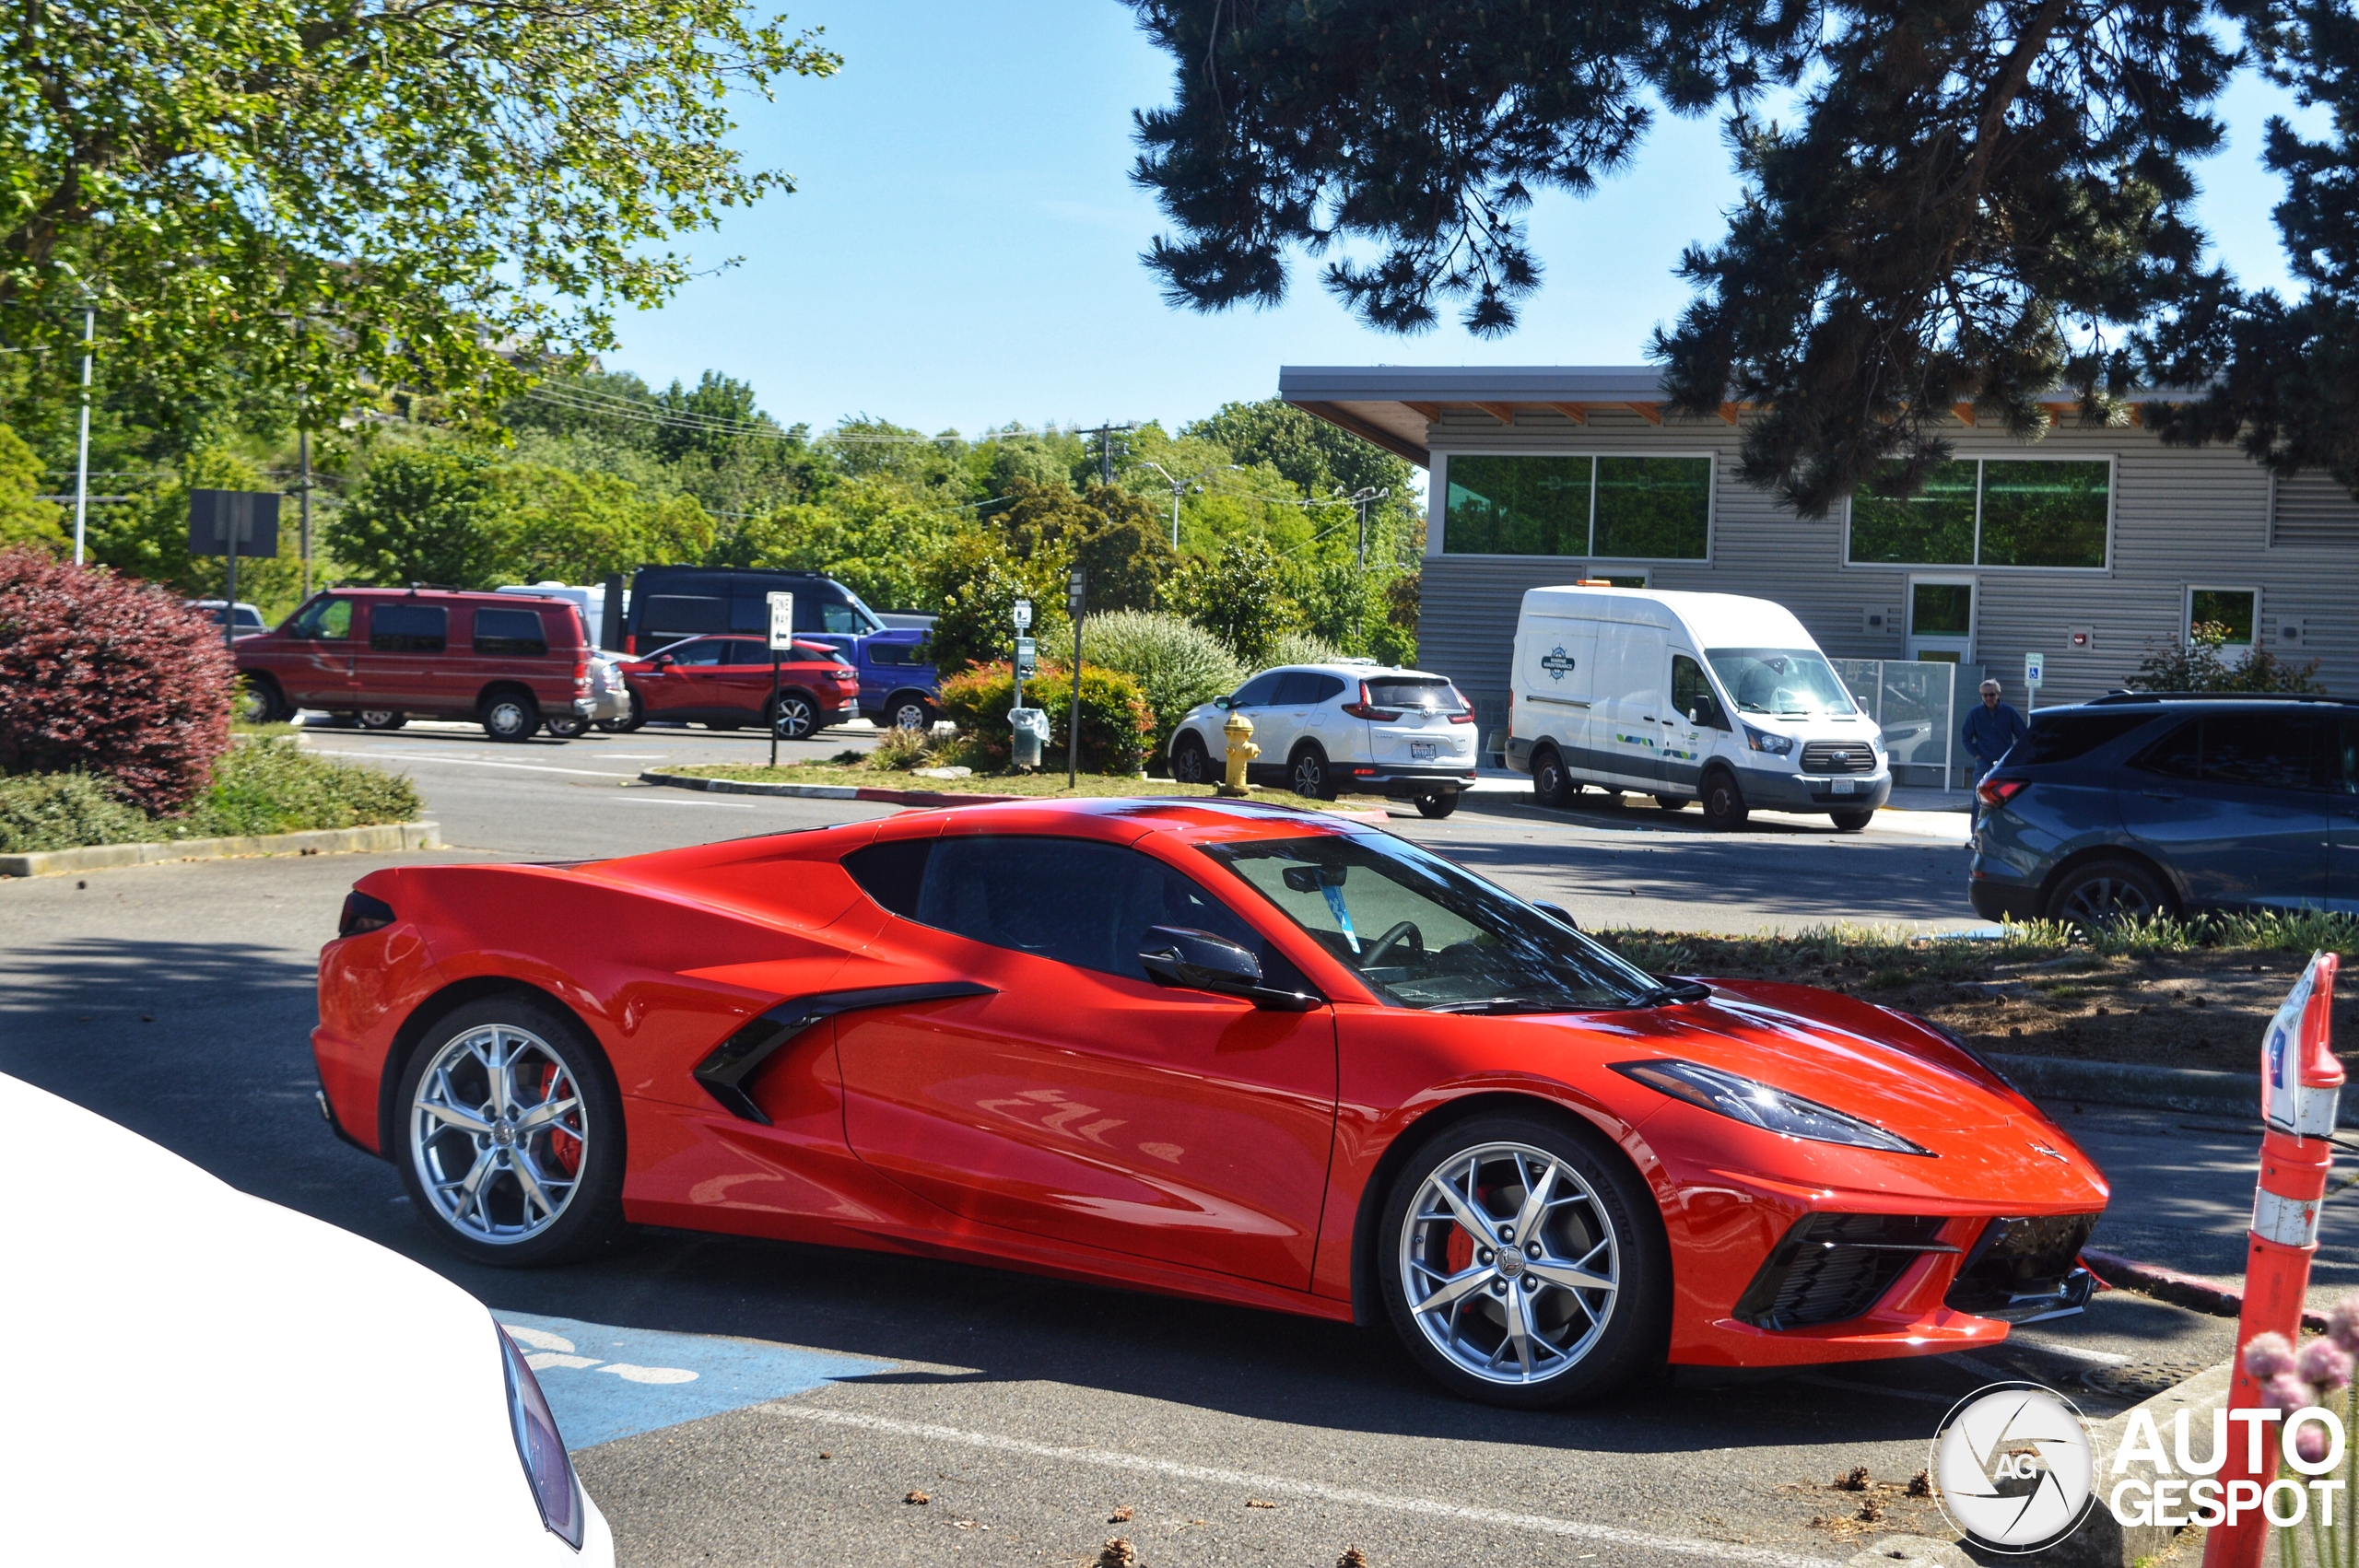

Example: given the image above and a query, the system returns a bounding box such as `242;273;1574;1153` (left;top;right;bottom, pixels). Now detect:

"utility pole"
1130;461;1240;551
71;301;93;566
298;421;313;600
1066;566;1086;789
1344;486;1390;568
1078;422;1133;489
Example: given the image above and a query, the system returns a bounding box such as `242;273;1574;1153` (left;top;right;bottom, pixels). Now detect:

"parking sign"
767;592;794;651
2025;650;2044;690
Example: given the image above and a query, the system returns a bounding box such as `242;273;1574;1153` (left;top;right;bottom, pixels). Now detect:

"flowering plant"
2245;1296;2359;1565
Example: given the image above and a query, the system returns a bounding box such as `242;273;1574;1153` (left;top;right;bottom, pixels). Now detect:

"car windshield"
1706;648;1858;717
1197;834;1665;1013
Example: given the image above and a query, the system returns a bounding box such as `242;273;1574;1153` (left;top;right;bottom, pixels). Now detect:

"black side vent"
1734;1213;1954;1330
1944;1214;2099;1317
1801;742;1877;775
692;981;993;1124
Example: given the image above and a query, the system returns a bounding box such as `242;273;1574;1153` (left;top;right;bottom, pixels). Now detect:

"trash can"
1009;706;1049;770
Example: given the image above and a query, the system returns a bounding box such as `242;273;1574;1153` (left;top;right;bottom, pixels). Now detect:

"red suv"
614;636;860;738
236;588;595;742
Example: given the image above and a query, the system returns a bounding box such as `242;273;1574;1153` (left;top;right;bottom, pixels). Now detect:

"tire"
1290;744;1335;801
1532;746;1572;809
610;692;647;733
481;691;540;743
393;993;626;1268
1414;790;1460;819
1699;770;1749;831
357;708;406;731
2046;857;2173;928
769;690;817;740
888;695;934;731
1653;795;1691;813
1830;807;1874;832
543;716;587;739
238;675;287;725
1379;1110;1669;1409
1170;731;1212;785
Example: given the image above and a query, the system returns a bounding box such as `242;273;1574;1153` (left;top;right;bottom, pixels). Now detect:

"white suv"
1166;661;1481;816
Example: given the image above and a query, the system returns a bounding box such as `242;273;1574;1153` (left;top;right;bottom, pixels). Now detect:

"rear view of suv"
1969;693;2359;924
1165;662;1480;815
235;588;595;741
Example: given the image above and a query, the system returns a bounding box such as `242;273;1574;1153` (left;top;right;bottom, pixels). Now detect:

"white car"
1166;661;1481;816
0;1071;615;1565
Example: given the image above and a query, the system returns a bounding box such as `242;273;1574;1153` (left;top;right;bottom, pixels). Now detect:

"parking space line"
768;1405;1837;1566
308;747;639;780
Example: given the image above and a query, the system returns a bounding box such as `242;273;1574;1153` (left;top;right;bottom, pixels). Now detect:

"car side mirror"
1139;926;1319;1012
1534;901;1579;930
652;654;675;668
1213;695;1232;709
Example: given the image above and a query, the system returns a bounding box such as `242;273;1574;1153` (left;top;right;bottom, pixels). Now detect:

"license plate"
1411;742;1437;760
1832;778;1858;794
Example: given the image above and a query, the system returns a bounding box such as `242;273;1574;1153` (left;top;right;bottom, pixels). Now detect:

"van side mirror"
1139;926;1320;1012
1686;697;1719;727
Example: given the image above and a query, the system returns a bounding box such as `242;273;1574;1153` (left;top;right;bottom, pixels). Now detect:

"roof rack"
2084;689;2351;705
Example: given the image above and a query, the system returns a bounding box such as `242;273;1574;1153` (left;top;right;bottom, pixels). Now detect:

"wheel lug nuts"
1491;1279;1508;1294
1498;1226;1514;1243
1477;1248;1494;1266
1522;1277;1538;1291
1528;1243;1542;1258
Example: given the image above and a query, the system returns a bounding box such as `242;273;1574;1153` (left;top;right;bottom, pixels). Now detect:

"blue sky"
605;1;2319;439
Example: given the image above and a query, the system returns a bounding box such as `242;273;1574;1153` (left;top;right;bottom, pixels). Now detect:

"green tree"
919;532;1071;676
0;426;65;554
496;463;712;583
716;474;967;612
2;0;839;431
1168;536;1298;663
328;448;508;589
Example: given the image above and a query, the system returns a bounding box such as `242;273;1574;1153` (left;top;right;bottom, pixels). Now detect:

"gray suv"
1969;694;2359;924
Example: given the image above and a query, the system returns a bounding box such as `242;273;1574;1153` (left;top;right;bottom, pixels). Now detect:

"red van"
613;635;861;737
235;588;596;742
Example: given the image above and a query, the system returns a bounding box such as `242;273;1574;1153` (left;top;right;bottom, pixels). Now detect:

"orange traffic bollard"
2203;950;2341;1568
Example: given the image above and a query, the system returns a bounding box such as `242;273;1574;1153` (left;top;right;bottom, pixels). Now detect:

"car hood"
0;1072;610;1563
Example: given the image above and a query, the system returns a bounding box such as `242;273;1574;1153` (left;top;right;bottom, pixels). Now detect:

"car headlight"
1743;725;1794;755
497;1323;586;1550
1870;733;1887;755
1611;1059;1931;1154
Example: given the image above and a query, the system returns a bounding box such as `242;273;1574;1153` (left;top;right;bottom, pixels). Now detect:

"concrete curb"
2063;1360;2236;1566
1989;1050;2359;1129
638;770;1394;822
0;820;441;879
2084;1246;2331;1334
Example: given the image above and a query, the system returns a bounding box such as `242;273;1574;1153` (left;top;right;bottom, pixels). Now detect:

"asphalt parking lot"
0;727;2275;1566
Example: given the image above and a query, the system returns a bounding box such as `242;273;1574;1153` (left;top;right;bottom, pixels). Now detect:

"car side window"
2203;712;2327;791
1273;672;1323;706
2135;720;2203;781
819;602;861;633
1310;673;1348;702
904;835;1280;983
2341;717;2359;795
472;607;548;656
289;596;353;640
722;639;774;666
666;639;727;667
370;603;448;653
1671;654;1720;726
1230;672;1283;708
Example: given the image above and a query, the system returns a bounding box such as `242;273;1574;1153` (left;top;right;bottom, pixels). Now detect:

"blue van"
616;568;938;728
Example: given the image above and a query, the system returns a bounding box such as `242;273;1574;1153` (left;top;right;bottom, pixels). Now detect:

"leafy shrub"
1168;536;1298;661
1266;629;1347;668
1081;610;1246;761
2126;620;2326;694
0;547;235;811
939;661;1153;775
185;740;423;837
0;772;158;853
867;726;936;771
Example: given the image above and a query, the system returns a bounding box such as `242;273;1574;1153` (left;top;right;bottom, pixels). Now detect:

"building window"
1441;454;1711;559
2189;587;2257;647
1847;457;2110;569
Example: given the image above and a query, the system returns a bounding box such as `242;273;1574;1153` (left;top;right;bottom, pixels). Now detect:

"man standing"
1960;678;2029;826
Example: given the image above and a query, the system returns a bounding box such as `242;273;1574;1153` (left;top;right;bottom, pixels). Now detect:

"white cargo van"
1504;587;1888;831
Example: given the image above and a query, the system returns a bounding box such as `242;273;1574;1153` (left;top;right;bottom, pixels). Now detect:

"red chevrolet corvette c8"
313;797;2107;1406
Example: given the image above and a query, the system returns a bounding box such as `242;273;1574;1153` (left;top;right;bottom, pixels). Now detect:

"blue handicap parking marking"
496;1310;893;1449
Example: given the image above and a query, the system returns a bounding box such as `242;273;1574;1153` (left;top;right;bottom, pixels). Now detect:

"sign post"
187;490;282;649
766;591;794;769
1065;568;1086;788
2024;650;2044;712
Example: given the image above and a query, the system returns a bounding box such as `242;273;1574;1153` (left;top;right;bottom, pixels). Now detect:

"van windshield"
1707;648;1858;717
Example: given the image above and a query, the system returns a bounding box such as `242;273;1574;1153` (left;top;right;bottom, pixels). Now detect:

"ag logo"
1931;1382;2098;1553
1541;646;1577;682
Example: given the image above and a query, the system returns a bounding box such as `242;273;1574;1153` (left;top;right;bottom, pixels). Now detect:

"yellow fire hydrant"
1218;709;1257;797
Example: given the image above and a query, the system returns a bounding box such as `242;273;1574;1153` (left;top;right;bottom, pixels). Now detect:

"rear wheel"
357;708;405;731
888;695;933;731
610;691;648;733
1700;771;1748;831
2046;857;2172;928
395;993;626;1268
481;691;540;743
1290;744;1335;801
1379;1111;1668;1409
1532;747;1572;809
1414;790;1460;819
543;715;587;739
1830;807;1874;832
1170;731;1211;784
238;676;287;725
769;691;817;740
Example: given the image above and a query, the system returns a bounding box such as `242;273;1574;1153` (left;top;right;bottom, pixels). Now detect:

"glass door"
1907;578;1975;663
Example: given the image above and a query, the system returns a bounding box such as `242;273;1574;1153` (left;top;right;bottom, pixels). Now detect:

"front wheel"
395;994;626;1268
1700;772;1748;831
1414;790;1460;819
1830;807;1874;833
889;696;933;731
1290;745;1334;801
1170;731;1211;785
1380;1112;1668;1408
770;691;817;740
1531;747;1572;809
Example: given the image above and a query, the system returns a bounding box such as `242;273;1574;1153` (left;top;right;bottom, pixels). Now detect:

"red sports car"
313;798;2107;1407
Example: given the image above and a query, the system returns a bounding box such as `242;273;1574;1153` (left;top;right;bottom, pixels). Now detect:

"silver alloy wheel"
2059;872;2156;925
1171;735;1207;783
358;708;402;730
484;696;535;739
410;1024;589;1245
1399;1141;1620;1386
773;694;816;738
891;700;931;731
1292;750;1326;797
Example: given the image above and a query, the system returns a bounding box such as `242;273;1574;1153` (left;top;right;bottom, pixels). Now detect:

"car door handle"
2139;789;2181;799
1641;714;1656;723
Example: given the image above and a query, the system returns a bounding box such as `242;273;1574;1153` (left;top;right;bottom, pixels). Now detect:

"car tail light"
1352;766;1378;776
338;890;395;938
573;657;590;691
1341;682;1402;721
1978;778;2026;809
496;1324;585;1549
1448;685;1476;724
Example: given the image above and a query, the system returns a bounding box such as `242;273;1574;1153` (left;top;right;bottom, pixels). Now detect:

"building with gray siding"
1282;365;2356;755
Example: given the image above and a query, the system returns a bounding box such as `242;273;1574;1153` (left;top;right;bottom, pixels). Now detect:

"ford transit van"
1504;587;1888;831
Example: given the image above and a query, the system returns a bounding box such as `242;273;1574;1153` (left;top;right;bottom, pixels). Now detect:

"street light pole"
71;303;93;566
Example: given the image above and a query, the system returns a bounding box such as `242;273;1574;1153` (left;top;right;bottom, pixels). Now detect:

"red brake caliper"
539;1065;583;1175
1443;1184;1486;1275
